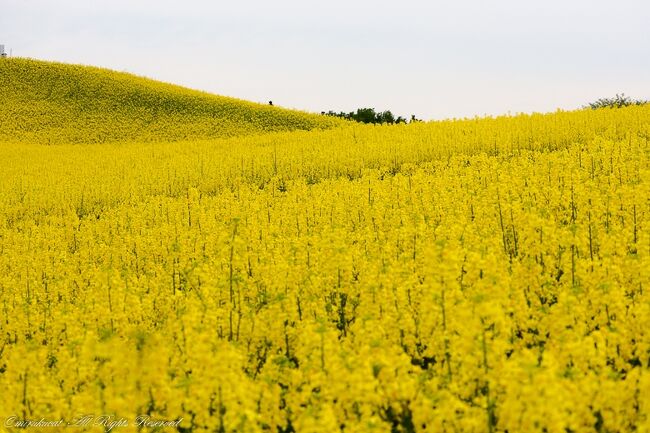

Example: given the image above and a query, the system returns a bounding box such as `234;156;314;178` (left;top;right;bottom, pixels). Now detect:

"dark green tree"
585;94;648;109
323;108;413;124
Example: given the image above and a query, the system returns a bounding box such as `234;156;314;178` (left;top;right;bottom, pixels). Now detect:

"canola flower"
0;71;649;431
0;59;343;145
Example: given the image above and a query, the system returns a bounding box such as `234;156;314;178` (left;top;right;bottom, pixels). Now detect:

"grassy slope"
0;58;343;144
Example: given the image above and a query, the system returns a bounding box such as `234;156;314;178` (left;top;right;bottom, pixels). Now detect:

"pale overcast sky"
2;0;649;120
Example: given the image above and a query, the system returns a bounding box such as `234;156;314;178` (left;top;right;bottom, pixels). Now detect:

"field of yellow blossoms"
1;60;649;433
0;59;342;145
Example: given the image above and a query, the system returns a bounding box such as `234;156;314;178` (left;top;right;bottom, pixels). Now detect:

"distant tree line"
586;94;648;110
319;96;649;124
322;108;422;124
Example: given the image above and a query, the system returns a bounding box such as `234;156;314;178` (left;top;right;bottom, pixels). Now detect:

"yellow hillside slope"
0;58;343;144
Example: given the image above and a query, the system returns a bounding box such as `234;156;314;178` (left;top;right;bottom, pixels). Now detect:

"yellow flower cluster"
0;58;343;145
0;100;649;432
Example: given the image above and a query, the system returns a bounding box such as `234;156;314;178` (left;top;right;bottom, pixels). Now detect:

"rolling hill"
0;58;344;144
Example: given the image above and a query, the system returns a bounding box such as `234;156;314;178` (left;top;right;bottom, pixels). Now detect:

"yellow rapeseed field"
0;59;343;145
0;60;649;433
